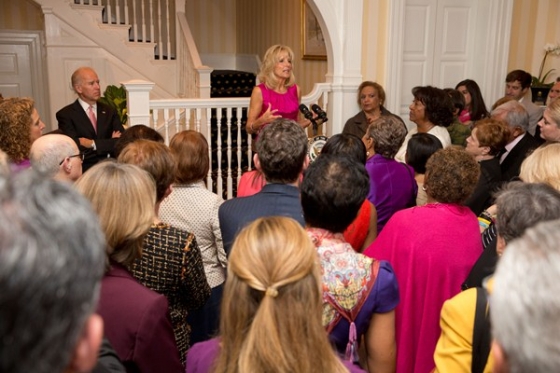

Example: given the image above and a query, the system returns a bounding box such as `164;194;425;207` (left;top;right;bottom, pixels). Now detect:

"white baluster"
106;0;113;24
114;0;120;25
162;108;170;144
165;0;171;59
152;109;159;130
216;108;223;198
131;0;138;41
247;133;253;171
226;107;233;199
156;0;163;59
236;107;243;189
148;0;154;43
141;0;146;44
174;108;180;135
124;0;129;25
205;108;212;191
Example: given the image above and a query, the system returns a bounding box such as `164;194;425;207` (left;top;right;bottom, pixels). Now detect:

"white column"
310;0;364;135
121;80;155;127
197;66;213;99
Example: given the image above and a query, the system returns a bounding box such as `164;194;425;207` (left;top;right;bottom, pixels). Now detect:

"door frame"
0;30;51;130
386;0;514;119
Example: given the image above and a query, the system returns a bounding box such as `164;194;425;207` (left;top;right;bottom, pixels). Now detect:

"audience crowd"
3;65;560;373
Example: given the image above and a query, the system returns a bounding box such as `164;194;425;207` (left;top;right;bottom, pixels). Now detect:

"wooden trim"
0;30;51;131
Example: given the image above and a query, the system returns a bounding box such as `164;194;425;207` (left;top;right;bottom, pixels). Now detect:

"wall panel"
185;0;236;54
236;0;327;96
361;0;389;87
508;0;560;84
0;0;43;31
184;0;326;96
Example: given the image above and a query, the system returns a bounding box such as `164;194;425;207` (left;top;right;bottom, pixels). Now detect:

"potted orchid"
531;43;560;105
532;43;560;87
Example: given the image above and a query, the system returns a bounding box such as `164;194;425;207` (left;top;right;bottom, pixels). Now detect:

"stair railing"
123;80;332;199
177;12;212;98
73;0;176;60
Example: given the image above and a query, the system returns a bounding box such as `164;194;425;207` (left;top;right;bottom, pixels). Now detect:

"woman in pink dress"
242;45;313;194
246;45;312;136
364;147;483;373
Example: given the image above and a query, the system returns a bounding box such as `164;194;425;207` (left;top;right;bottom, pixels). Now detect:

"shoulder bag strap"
471;287;491;373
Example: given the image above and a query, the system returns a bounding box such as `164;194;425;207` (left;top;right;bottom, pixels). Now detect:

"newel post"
121;80;155;127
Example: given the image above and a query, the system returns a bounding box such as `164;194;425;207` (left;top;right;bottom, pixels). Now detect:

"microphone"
299;104;318;135
311;104;328;123
299;104;314;121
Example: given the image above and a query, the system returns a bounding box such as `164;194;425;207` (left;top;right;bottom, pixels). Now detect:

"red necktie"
87;105;97;133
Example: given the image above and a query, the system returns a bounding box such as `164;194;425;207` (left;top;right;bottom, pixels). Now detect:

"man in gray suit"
504;69;544;136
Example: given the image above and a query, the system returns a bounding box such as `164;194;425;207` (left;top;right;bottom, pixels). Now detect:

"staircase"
38;0;260;198
37;0;188;104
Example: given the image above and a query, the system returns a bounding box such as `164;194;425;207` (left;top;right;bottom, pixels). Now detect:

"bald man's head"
30;134;83;182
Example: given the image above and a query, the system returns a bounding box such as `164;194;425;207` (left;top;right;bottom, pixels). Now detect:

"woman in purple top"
246;45;312;135
76;162;183;373
187;217;366;373
362;116;417;233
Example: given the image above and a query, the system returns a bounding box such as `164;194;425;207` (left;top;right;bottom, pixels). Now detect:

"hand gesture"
112;131;122;139
262;103;281;123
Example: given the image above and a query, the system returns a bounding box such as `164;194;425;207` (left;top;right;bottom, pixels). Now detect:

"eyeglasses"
59;152;85;165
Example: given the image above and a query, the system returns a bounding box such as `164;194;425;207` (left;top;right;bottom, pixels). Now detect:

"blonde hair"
257;45;296;89
519;143;560;191
214;217;348;373
546;99;560;128
75;162;155;269
117;139;175;203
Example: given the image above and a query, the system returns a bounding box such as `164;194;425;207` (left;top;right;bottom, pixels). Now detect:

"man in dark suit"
219;118;308;254
491;100;539;183
57;67;125;172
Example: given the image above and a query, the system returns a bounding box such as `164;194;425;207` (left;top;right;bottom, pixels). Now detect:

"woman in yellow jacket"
433;181;560;373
